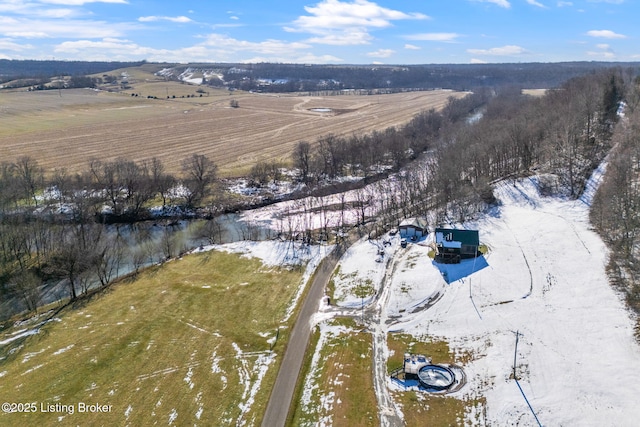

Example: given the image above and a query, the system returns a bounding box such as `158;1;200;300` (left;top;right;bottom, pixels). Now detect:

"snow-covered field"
313;166;640;425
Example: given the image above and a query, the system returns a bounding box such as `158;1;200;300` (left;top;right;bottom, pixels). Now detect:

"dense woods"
198;61;640;93
591;73;640;318
1;64;638;322
0;59;145;83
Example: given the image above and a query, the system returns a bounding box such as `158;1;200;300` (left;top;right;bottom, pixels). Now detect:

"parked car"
400;238;407;248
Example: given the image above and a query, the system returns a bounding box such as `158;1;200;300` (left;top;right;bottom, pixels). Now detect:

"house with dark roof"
435;228;480;263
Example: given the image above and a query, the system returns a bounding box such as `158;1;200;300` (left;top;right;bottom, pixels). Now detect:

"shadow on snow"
432;256;488;284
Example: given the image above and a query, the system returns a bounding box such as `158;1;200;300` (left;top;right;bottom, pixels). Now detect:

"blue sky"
0;0;637;64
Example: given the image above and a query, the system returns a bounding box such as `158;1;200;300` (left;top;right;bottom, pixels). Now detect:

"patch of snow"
183;367;194;390
168;408;178;424
299;322;355;425
21;363;44;375
21;348;46;363
232;343;276;426
331;236;398;308
210;349;228;389
0;328;40;346
195;391;204;419
52;344;74;356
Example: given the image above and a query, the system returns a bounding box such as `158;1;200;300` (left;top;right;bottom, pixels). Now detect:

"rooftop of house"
399;217;427;229
435;228;480;247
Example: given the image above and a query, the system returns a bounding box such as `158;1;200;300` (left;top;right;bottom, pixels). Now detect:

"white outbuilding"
398;218;427;239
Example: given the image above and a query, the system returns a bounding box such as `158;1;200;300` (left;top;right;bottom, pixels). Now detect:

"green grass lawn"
0;250;306;426
387;334;482;427
289;318;377;427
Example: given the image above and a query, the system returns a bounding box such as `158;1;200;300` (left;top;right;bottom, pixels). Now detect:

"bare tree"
293;141;312;183
9;270;41;314
197;216;226;245
0;161;20;212
150;157;176;209
15;156;44;207
181;154;218;208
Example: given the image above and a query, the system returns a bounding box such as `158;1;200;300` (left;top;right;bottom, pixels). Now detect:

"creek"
1;213;273;321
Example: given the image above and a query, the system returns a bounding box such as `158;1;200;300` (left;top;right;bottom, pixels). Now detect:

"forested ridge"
1;65;638;325
172;61;640;92
0;59;145;81
3;59;640;92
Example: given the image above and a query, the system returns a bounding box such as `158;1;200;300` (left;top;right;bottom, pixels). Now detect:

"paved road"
261;241;349;427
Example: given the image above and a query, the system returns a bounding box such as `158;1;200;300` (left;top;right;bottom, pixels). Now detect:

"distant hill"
0;59;148;81
148;61;640;92
2;59;640;92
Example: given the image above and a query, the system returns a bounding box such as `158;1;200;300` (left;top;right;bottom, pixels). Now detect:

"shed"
435;228;480;263
398;218;427;239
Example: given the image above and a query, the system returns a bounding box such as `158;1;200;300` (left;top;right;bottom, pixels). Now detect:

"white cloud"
55;38;201;62
367;48;394;58
38;0;127;4
0;17;131;39
526;0;547;8
0;38;33;51
138;16;193;23
557;1;573;6
472;0;511;8
405;33;461;42
467;45;528;55
404;44;420;50
0;0;133;39
587;50;615;58
51;35;341;63
201;33;311;56
286;0;428;46
293;0;428;30
586;30;626;39
587;42;615;58
295;53;343;63
307;29;373;45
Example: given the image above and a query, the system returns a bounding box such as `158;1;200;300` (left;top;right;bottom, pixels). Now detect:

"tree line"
590;73;640;323
212;62;639;93
0;154;218;219
0;153;220;314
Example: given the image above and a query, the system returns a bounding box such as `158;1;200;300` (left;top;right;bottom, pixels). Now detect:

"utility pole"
513;330;522;380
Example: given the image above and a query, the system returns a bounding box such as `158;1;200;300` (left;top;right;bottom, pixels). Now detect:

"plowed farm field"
0;87;464;176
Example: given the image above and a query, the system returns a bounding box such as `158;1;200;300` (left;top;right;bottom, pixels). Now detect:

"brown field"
0;80;465;177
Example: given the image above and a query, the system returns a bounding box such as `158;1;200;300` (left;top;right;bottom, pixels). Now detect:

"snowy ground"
312;164;640;425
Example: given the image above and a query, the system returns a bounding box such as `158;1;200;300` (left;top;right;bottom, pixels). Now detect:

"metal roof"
399;217;427;229
435;228;479;246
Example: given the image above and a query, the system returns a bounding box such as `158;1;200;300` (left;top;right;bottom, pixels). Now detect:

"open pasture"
0;249;305;426
0;86;463;176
